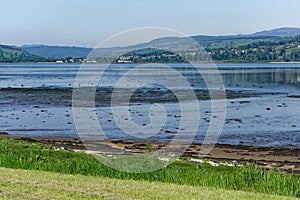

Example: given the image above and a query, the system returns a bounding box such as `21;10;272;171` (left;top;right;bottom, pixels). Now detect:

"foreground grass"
0;167;297;200
0;137;299;198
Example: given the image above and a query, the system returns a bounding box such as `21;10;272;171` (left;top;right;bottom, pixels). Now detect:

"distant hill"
15;27;300;62
21;45;92;59
0;45;48;62
250;27;300;37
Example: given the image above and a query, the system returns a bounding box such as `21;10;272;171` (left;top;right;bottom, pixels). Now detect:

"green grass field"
0;167;297;200
0;137;299;199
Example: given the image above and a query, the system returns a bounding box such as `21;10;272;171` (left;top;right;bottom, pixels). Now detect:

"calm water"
1;63;300;148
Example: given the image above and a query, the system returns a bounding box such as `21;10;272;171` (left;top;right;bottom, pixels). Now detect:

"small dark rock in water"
292;125;297;128
266;107;271;111
255;115;261;118
233;119;243;123
67;122;72;124
239;101;251;104
164;130;173;134
203;118;210;123
0;132;8;135
33;106;40;108
226;118;243;124
282;103;288;107
40;110;47;113
287;95;300;98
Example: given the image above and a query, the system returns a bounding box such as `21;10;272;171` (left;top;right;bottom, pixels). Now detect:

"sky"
1;0;300;47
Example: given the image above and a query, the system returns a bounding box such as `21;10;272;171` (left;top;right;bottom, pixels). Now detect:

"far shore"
269;62;300;64
1;61;300;65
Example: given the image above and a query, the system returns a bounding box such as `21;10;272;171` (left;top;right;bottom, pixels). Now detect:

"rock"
239;101;251;104
164;130;173;134
287;95;300;98
0;132;8;135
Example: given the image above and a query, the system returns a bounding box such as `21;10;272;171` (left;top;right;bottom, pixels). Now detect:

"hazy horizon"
1;26;298;49
2;0;300;47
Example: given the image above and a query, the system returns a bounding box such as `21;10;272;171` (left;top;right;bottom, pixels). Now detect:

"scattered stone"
203;118;210;123
287;95;300;98
164;130;173;134
239;101;251;104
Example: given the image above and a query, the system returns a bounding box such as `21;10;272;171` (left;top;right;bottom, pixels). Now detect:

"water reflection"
217;65;300;91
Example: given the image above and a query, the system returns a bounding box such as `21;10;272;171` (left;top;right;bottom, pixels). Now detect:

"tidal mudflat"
0;63;300;149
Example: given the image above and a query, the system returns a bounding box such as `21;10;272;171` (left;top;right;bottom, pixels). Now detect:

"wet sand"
1;134;299;175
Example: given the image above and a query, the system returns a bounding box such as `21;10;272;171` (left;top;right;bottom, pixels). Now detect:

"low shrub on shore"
0;137;299;197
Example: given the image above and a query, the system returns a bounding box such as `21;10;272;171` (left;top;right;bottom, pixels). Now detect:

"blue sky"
1;0;300;47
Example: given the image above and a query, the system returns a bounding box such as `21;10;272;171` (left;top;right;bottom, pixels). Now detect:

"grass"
0;167;297;200
0;137;299;198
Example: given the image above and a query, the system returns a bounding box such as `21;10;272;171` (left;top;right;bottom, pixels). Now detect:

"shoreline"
1;62;300;65
2;135;299;175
